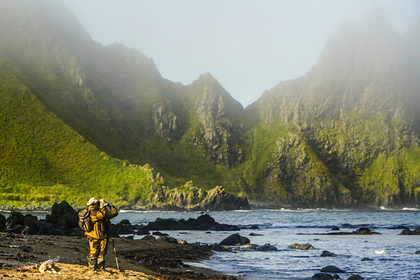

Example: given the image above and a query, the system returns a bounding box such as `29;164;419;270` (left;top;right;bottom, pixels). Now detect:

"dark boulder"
348;275;364;280
158;236;178;244
399;228;420;235
146;214;239;231
6;211;25;225
33;221;66;235
321;265;345;273
137;227;150;235
153;231;169;236
311;273;334;280
256;243;278;251
321;250;335;257
0;213;7;231
354;228;379;235
119;219;131;226
288;243;314;250
219;234;250;246
45;201;78;229
111;220;135;235
142;235;156;240
326;227;380;235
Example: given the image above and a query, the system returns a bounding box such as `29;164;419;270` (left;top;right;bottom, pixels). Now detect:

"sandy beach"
0;233;240;280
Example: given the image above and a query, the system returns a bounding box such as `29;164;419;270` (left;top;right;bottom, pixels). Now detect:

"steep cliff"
244;8;420;207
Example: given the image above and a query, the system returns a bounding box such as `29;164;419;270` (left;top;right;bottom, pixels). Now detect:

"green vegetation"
1;0;420;209
0;75;160;207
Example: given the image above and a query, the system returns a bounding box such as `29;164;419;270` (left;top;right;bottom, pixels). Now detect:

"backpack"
78;209;94;232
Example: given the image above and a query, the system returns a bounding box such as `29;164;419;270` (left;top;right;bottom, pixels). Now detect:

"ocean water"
113;209;420;280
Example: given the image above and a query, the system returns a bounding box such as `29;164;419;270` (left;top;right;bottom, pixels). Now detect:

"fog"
61;0;420;107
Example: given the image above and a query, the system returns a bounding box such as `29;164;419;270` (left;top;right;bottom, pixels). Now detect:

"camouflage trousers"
88;237;109;259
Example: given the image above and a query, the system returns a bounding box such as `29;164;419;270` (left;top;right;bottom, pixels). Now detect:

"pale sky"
61;0;420;108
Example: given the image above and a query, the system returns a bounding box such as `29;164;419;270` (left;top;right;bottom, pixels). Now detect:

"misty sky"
61;0;420;108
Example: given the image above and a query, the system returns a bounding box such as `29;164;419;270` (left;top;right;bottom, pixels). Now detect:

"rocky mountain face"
1;1;420;208
244;9;420;208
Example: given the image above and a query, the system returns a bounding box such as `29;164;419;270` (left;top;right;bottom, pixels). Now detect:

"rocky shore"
0;201;242;280
1;201;418;280
0;234;239;280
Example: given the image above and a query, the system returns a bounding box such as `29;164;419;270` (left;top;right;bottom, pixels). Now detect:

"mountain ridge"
1;0;420;209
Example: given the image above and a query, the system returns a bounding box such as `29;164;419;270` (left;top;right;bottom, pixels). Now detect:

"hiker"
85;197;118;271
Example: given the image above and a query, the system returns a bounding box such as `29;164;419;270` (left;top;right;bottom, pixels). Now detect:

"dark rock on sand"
45;201;78;230
321;265;345;273
30;220;66;235
6;211;25;225
0;213;6;231
219;234;250;246
141;235;156;241
288;243;314;250
158;236;178;244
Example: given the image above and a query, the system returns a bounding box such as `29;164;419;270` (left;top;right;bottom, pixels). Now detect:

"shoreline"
0;234;241;280
0;202;420;213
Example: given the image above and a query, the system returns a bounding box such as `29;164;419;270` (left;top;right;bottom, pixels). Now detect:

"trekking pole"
112;238;120;270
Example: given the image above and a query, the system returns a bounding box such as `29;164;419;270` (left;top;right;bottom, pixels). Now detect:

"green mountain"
243;9;420;208
0;1;419;208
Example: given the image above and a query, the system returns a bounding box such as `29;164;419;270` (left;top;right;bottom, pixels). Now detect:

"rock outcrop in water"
145;214;240;231
137;185;250;211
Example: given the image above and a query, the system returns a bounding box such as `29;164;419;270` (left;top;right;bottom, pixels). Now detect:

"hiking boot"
97;258;106;271
87;256;98;271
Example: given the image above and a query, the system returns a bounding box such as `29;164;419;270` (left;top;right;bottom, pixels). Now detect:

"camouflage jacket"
84;204;117;239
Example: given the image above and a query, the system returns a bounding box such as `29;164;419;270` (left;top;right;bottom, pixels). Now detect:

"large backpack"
78;209;94;232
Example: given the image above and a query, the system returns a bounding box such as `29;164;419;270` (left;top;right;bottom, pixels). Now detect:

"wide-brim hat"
87;197;98;205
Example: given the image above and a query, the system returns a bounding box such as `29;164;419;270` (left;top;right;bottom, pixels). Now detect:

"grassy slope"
0;74;161;207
